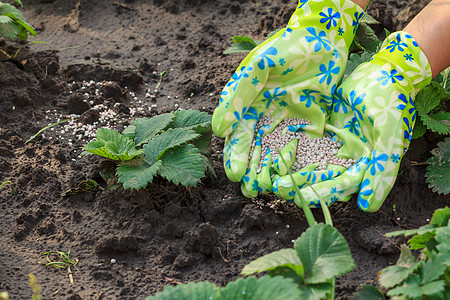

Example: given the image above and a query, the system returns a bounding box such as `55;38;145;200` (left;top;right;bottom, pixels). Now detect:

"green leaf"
408;232;436;250
159;144;206;187
13;0;23;6
192;129;212;155
385;224;435;238
378;245;421;289
241;248;303;277
0;4;25;21
361;13;381;25
298;283;332;300
386;275;423;298
145;281;219;300
144;128;199;165
355;23;382;53
172;109;211;131
435;226;450;266
352;285;385;300
415;84;445;115
0;15;12;23
420;255;446;284
14;18;36;37
83;128;143;161
420;111;450;135
426;138;450;194
117;159;162;190
430;207;450;227
433;66;450;95
223;35;259;54
344;52;374;78
294;223;355;284
223;42;257;54
218;276;302;300
231;35;257;47
132;113;175;146
387;275;446;299
412;117;427;139
0;19;19;39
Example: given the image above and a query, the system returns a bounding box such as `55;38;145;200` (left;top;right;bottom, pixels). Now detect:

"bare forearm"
351;0;370;9
404;0;450;77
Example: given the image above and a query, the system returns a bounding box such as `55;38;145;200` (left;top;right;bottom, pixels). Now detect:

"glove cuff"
288;0;366;49
371;31;432;97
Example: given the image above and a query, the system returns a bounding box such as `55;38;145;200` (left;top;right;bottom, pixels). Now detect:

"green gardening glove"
273;31;432;212
212;0;365;197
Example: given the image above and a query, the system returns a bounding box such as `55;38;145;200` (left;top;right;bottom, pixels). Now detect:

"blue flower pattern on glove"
227;66;253;91
242;107;263;121
367;150;389;176
319;8;341;30
403;117;413;142
352;11;364;33
332;87;349;113
386;33;407;52
305;27;332;52
391;154;400;163
299;89;319;108
262;87;288;108
377;69;404;86
317;60;340;85
344;116;361;135
257;47;277;70
397;94;416;122
357;178;373;210
348;90;366;120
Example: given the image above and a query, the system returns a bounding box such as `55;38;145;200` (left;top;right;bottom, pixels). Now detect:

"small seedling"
61;179;104;197
29;274;41;300
392;204;396;212
42;250;78;285
0;179;15;196
25;119;70;144
155;70;168;90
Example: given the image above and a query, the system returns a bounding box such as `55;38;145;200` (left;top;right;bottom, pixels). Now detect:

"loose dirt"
1;0;447;299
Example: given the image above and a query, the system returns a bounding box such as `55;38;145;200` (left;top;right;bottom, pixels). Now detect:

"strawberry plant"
146;222;355;300
0;1;36;40
353;207;450;299
82;109;213;189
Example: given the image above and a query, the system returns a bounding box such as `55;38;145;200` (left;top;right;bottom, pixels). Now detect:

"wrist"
372;31;432;96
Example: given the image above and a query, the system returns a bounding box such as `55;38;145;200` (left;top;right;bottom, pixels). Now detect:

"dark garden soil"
0;0;448;299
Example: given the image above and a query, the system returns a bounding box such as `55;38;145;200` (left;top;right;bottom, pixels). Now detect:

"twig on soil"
372;227;401;251
97;291;104;300
226;240;244;256
112;2;135;10
217;247;229;263
164;277;182;285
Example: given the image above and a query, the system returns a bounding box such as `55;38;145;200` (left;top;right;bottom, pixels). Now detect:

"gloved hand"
273;31;432;212
212;0;365;197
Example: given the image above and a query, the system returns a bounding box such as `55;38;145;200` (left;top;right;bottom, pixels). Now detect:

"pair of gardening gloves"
212;0;431;212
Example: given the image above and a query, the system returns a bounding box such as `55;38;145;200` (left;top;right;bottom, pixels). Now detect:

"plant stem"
155;70;168;90
276;146;317;227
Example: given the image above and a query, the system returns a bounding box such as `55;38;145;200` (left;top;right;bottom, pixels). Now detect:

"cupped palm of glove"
273;31;432;212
